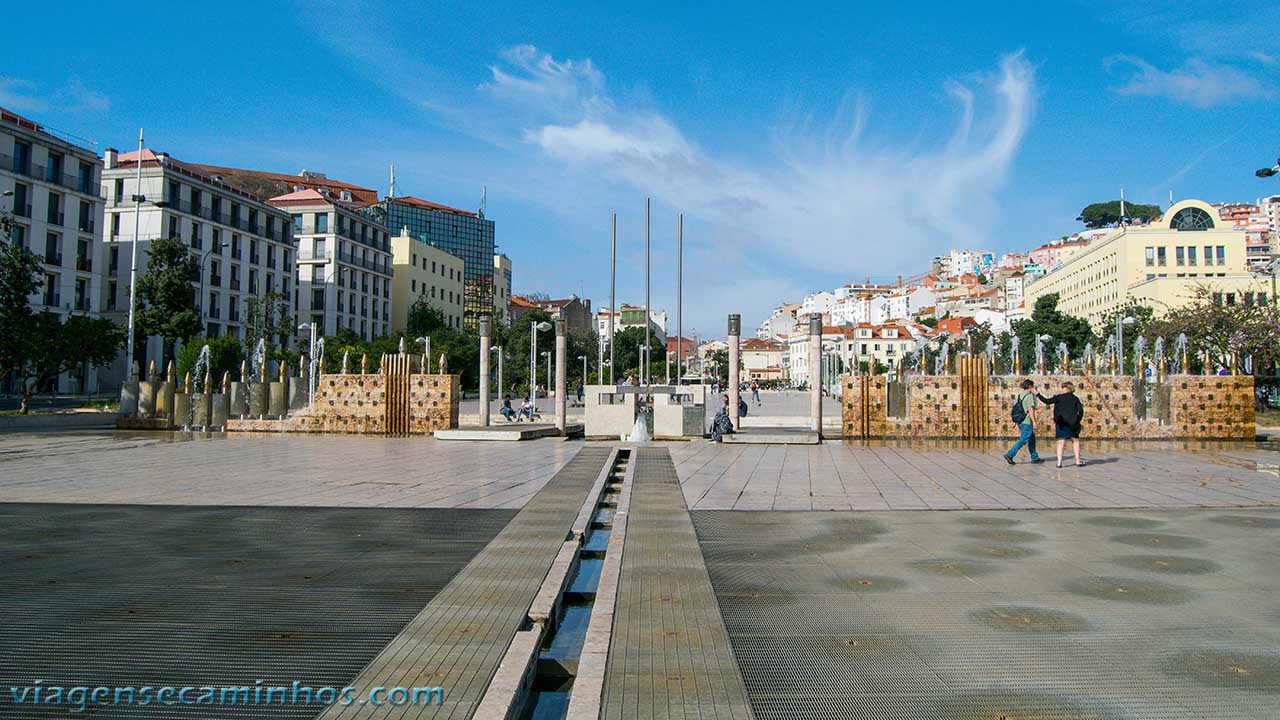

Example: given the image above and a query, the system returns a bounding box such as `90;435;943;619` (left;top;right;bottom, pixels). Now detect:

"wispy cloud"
0;77;49;113
0;75;109;115
1105;55;1268;107
510;47;1036;277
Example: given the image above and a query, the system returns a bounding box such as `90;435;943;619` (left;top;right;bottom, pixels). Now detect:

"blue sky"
5;0;1278;336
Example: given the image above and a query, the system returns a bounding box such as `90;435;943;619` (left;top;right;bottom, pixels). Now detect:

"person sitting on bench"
517;397;536;422
500;395;515;422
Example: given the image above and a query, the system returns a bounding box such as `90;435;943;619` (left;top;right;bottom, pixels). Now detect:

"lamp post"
491;345;503;398
415;336;430;372
1117;316;1135;374
541;350;552;396
298;322;316;406
665;349;672;385
578;354;587;385
637;344;648;385
1255;157;1279;178
124;129;145;380
530;320;551;406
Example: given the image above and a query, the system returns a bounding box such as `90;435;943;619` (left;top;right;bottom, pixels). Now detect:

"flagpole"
609;212;616;385
644;198;651;387
677;212;683;388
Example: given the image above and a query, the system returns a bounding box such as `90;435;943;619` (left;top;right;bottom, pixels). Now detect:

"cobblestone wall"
227;372;459;435
842;373;1255;440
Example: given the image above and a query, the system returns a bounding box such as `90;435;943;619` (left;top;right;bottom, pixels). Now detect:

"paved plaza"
1;430;1278;718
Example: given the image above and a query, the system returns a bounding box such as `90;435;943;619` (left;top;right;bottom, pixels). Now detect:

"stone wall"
842;373;1255;440
226;372;460;435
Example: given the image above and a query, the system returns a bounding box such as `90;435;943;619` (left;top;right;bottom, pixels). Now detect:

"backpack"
1010;393;1027;424
738;398;749;417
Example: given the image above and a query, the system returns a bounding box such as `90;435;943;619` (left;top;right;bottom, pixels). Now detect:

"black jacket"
1037;392;1083;429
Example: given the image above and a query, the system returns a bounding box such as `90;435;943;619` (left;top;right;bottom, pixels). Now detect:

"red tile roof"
187;163;380;206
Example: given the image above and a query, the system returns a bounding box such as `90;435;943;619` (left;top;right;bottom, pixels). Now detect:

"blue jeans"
1005;422;1039;461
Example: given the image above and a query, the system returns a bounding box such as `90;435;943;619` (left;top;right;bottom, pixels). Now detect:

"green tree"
611;326;665;379
13;314;124;413
176;334;244;389
135;236;201;363
1094;299;1157;374
1077;200;1162;228
1009;293;1093;372
406;292;449;336
243;288;294;361
1152;286;1280;375
707;349;729;385
0;237;44;412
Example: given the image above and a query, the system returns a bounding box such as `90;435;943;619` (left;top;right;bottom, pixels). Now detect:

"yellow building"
390;230;465;332
1024;199;1270;324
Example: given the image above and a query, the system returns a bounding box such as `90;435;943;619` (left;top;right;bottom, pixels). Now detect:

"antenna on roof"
389;165;396;199
479;186;487;219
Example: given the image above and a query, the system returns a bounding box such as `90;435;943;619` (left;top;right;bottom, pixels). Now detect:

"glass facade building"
366;197;495;328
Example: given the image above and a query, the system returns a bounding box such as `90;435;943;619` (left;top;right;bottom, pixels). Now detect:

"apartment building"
389;230;464;333
1;108;106;393
1024;199;1269;325
492;254;512;325
101;148;296;368
268;189;393;339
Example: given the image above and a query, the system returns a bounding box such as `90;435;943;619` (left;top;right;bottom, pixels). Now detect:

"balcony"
79;218;95;234
47;211;64;226
230;278;240;291
76;258;92;273
210;275;222;287
13;203;32;218
108;264;118;277
44;252;63;266
42;292;60;307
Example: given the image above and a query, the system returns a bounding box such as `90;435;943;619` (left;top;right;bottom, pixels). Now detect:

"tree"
12;314;124;413
243;288;294;360
1094;299;1157;374
611;326;665;378
0;238;44;411
708;349;729;385
176;334;244;389
1077;200;1162;228
406;292;449;336
1152;286;1280;375
1009;293;1092;372
135;236;201;363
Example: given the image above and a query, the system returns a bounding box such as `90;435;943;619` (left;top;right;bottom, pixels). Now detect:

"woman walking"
1038;381;1085;468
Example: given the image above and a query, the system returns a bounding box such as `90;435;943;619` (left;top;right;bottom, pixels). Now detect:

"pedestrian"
751;380;761;406
500;394;515;422
709;393;734;442
1038;381;1085;468
1003;379;1043;465
576;379;584;404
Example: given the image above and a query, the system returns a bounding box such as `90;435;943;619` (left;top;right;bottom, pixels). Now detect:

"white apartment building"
492;254;512;325
1;108;107;393
800;290;837;317
268;189;392;339
883;286;936;321
595;305;667;341
102;148;296;369
756;302;800;340
1005;273;1026;309
840;324;924;370
786;326;850;387
389;230;464;333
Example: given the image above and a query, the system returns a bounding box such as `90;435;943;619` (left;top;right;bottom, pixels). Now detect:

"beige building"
492;254;512;325
390;230;465;332
1024;199;1268;324
741;338;785;383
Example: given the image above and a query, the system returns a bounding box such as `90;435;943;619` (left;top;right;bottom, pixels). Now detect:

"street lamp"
298;322;316;406
491;345;503;398
1256;158;1279;178
637;344;649;386
578;354;587;385
124;129;145;381
530;320;552;405
541;350;552;397
415;336;430;372
1117;316;1135;374
665;349;672;385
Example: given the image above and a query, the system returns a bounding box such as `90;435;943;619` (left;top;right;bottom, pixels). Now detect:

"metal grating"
692;507;1280;720
601;447;756;719
319;446;613;720
0;503;514;720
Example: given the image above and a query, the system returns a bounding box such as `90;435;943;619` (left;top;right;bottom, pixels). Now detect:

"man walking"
1004;378;1043;465
750;381;761;406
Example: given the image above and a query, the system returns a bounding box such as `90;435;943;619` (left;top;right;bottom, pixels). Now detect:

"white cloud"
0;77;49;113
509;49;1036;279
1105;55;1267;107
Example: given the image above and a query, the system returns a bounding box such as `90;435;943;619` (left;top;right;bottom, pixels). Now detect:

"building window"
312;288;326;311
1175;247;1185;265
44;233;62;266
46;192;62;225
315;213;328;233
1215;246;1225;265
1144;247;1154;266
1188;246;1197;265
1156;247;1166;266
1170;206;1214;231
293;214;303;232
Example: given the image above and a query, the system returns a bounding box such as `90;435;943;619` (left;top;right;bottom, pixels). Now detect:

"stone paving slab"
0;430;584;509
671;440;1280;510
693;506;1280;720
602;447;754;720
318;446;613;720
